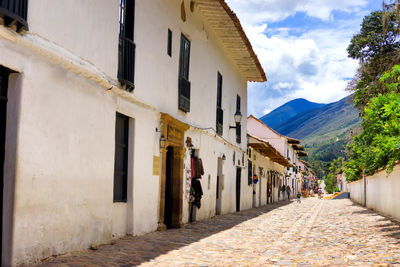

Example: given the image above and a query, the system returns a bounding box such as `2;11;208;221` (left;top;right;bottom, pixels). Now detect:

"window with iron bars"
118;0;135;91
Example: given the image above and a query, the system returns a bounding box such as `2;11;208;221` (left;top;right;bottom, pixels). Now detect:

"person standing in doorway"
286;185;291;201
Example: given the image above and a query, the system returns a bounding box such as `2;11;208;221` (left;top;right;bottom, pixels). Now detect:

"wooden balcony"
0;0;28;32
118;36;136;91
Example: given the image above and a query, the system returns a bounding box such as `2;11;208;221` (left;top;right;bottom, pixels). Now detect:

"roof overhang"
287;137;301;144
297;151;308;157
248;134;294;167
292;144;305;151
195;0;266;82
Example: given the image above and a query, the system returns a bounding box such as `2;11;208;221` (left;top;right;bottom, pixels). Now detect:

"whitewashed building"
0;0;266;265
247;116;306;200
246;134;292;206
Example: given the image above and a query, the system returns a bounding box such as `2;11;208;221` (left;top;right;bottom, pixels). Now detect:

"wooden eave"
297;151;308;157
248;134;294;167
195;0;266;82
287;137;301;144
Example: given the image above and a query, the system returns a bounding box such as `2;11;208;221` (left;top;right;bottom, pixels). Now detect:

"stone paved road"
36;198;400;266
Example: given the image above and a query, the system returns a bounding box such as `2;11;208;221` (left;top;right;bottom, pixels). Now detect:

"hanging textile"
193;157;204;179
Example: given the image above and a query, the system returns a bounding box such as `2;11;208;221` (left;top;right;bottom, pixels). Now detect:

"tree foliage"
347;11;400;112
324;157;343;194
344;65;400;181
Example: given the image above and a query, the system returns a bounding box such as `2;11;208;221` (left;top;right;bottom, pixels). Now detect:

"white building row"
0;1;307;266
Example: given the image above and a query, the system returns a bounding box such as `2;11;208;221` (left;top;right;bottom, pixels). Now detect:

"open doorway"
236;167;241;212
215;157;223;215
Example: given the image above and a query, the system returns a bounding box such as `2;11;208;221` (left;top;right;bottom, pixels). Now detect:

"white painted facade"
247;116;303;199
348;164;400;221
245;146;286;207
0;0;265;265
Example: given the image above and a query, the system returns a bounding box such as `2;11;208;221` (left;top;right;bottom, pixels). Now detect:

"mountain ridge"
259;98;326;129
258;95;362;178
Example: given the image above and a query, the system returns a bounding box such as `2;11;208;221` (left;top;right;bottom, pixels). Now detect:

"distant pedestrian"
297;192;301;203
286;185;291;201
318;188;323;199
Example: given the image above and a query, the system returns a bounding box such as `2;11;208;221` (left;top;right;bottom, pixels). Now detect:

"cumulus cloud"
227;0;368;23
225;0;371;117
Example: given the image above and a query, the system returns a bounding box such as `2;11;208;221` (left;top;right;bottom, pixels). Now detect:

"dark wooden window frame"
248;160;252;186
118;0;136;91
216;72;223;136
113;113;130;203
178;33;191;112
236;95;241;144
167;29;172;57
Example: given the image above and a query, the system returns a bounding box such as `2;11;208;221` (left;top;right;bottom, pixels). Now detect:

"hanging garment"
192;178;203;208
191;157;194;178
193;157;204;179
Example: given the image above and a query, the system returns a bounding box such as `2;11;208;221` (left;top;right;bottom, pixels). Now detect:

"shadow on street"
37;201;293;266
350;201;400;245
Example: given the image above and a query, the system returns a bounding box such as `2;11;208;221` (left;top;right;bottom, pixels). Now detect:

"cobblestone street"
36;198;400;266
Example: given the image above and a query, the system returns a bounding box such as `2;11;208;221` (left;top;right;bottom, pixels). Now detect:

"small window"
179;34;190;80
167;29;172;57
236;95;241;144
248;160;252;185
216;72;223;136
113;113;130;202
178;34;191;112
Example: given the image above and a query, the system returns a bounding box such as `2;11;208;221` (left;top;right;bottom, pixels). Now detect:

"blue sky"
225;0;383;117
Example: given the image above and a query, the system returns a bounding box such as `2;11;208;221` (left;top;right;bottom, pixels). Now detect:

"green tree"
347;11;400;112
323;157;343;193
344;65;400;181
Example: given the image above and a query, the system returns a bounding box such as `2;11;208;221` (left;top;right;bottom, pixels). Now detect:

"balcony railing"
0;0;28;32
118;36;136;91
216;107;223;136
178;76;190;112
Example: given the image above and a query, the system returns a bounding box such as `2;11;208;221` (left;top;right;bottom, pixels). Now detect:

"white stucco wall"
1;0;258;265
348;164;400;221
134;0;248;150
182;129;247;222
27;0;119;78
0;40;161;265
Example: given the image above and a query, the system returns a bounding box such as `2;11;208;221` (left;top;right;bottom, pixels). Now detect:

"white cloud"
247;25;359;116
226;0;368;23
224;0;369;117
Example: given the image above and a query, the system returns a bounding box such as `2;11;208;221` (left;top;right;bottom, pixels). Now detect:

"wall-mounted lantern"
229;110;242;129
160;134;166;149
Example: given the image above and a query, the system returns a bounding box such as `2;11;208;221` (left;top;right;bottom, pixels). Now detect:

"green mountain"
260;95;361;178
260;98;326;128
274;95;361;145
